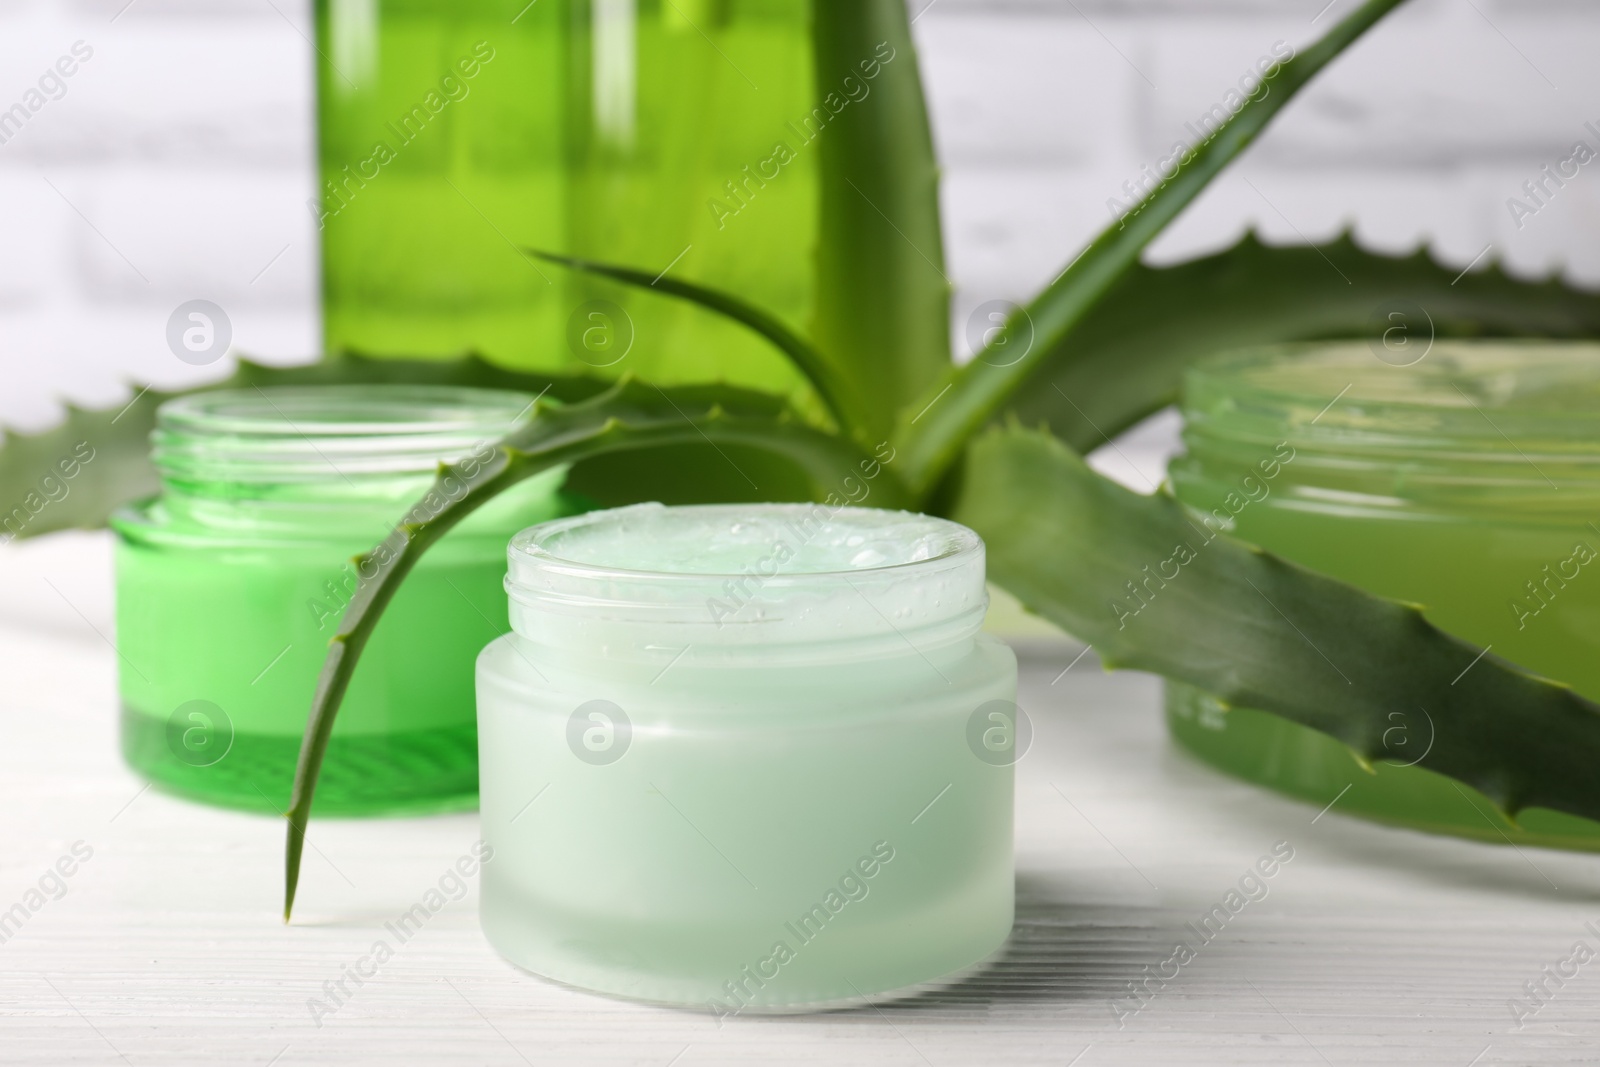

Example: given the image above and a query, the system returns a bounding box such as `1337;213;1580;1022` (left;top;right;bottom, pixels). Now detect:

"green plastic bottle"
314;0;817;397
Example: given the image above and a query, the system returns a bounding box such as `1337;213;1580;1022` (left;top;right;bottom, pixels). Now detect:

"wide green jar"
113;386;572;814
1167;341;1600;849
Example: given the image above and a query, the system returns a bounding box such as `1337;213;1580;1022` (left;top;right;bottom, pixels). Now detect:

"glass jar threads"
113;385;573;814
476;503;1019;1008
1168;341;1600;849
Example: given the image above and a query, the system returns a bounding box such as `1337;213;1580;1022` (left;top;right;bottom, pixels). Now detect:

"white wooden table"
3;532;1596;1066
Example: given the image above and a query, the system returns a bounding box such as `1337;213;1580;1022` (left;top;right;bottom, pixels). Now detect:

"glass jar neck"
504;503;991;661
145;385;539;534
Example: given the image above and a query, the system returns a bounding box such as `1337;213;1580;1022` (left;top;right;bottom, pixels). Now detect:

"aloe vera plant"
5;0;1600;918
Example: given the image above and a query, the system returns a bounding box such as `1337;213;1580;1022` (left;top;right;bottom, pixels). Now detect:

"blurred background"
2;0;1598;484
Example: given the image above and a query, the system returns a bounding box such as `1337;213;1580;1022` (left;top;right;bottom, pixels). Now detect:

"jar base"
120;704;480;816
480;907;1015;1013
1166;682;1600;852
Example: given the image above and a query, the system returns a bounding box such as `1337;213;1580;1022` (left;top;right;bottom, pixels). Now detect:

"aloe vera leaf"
0;400;168;546
0;354;620;543
1010;232;1600;451
809;0;951;439
949;423;1600;827
530;250;850;427
284;378;890;919
898;0;1410;494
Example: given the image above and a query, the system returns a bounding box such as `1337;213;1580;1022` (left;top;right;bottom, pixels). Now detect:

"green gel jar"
1167;341;1600;849
113;386;572;815
476;503;1018;1009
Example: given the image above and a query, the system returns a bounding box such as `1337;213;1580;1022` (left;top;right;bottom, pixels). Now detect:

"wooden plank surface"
1;532;1596;1065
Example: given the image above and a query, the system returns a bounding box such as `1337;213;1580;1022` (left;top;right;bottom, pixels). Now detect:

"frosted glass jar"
113;386;572;815
476;503;1018;1009
1167;341;1600;849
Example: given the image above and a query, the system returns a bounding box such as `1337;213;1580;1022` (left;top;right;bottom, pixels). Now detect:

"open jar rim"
1178;341;1600;510
1184;341;1600;457
504;503;990;649
151;385;538;484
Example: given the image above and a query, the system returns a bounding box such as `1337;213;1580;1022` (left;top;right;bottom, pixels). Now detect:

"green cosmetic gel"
112;386;572;814
476;504;1018;1009
1167;341;1600;849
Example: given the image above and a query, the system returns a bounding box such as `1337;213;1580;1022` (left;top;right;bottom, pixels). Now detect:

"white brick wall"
3;0;1599;445
0;0;317;429
932;0;1600;353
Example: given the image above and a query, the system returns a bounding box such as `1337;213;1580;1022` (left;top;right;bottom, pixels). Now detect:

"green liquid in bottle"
315;0;817;398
